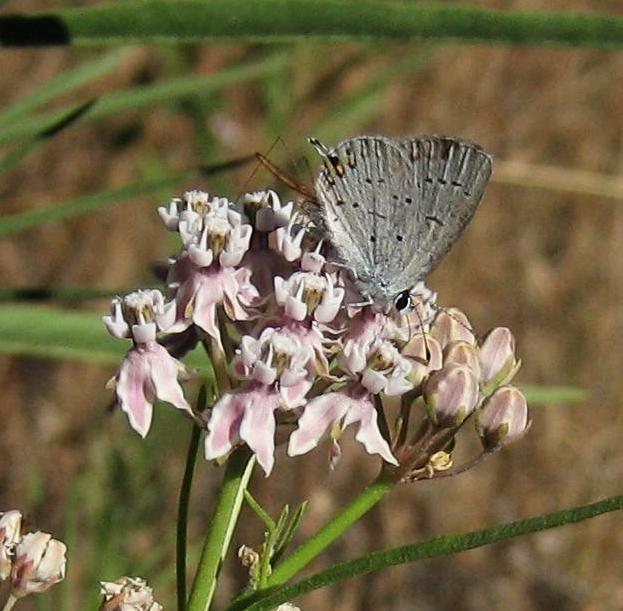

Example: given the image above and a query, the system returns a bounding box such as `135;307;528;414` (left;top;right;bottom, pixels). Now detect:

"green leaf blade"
0;53;285;146
0;47;129;126
3;1;623;49
236;493;623;611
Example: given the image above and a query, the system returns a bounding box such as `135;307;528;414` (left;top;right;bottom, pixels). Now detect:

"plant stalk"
187;447;255;611
1;595;17;611
265;467;396;588
177;422;203;611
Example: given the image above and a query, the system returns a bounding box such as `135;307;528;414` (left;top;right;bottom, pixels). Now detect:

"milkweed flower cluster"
99;576;163;611
104;189;529;478
0;510;66;602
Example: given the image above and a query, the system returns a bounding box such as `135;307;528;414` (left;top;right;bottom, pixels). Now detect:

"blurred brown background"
2;0;623;609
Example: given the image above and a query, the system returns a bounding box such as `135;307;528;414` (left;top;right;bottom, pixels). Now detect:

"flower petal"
116;350;154;437
351;399;398;465
205;393;246;460
288;392;348;457
147;343;192;413
239;394;279;476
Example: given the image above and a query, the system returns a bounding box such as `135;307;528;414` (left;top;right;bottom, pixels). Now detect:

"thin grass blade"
0;54;285;145
0;155;252;236
0;99;95;175
0;47;129;126
234;493;623;611
2;1;623;49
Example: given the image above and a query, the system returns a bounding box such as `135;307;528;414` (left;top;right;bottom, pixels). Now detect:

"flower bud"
443;341;481;379
476;385;529;450
99;576;163;611
478;327;520;392
423;363;480;427
430;308;475;348
10;531;66;598
238;545;260;570
402;334;442;388
0;510;22;580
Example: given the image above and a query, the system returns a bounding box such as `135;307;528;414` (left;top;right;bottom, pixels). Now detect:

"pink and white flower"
168;254;259;347
205;328;312;475
165;194;259;347
100;576;163;611
0;510;22;580
269;213;306;262
274;250;345;324
10;532;66;598
158;190;223;233
244;190;294;232
104;290;193;437
289;337;412;465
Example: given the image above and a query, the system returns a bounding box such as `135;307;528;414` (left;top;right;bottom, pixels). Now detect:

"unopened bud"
0;510;22;580
10;531;66;598
424;363;480;427
443;341;481;379
476;385;529;450
238;545;260;570
430;308;475;349
99;576;163;611
402;334;442;388
478;327;520;392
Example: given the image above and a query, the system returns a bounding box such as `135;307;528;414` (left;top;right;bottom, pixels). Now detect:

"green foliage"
243;493;309;588
0;304;210;368
0;54;285;146
236;493;623;610
2;1;623;48
0;99;94;176
0;3;618;608
0;48;129;126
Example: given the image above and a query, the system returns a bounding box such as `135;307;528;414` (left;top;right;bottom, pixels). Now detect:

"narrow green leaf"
273;501;308;564
0;286;124;302
0;47;129;126
521;384;585;404
2;1;623;49
0;99;94;176
0;303;124;364
0;54;285;145
177;390;206;611
0;303;208;368
0;155;251;236
275;505;290;536
245;490;277;532
236;493;623;611
187;448;255;611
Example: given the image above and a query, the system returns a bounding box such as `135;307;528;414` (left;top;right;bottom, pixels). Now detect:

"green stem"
177;422;202;611
266;468;395;588
1;595;17;611
244;490;276;532
187;447;256;611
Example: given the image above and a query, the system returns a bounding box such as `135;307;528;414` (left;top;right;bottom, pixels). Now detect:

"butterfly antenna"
234;136;283;205
410;299;431;361
430;302;480;342
275;135;316;190
255;151;317;201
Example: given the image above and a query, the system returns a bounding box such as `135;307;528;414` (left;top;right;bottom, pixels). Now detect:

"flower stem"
177;421;203;611
187;447;256;611
265;468;396;588
2;595;17;611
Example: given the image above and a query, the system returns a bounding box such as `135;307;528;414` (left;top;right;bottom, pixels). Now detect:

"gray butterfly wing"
314;135;492;304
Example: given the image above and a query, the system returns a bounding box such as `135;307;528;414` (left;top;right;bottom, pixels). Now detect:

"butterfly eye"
394;290;411;312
